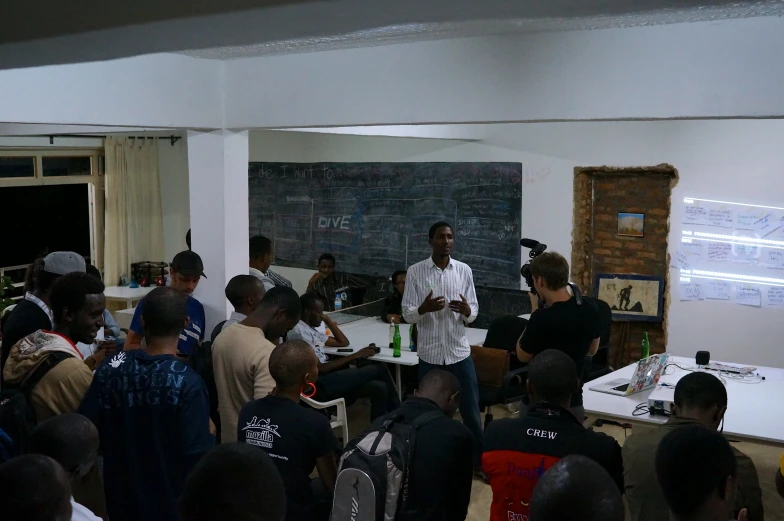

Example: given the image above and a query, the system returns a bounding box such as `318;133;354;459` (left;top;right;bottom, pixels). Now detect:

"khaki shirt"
212;323;276;443
623;416;763;521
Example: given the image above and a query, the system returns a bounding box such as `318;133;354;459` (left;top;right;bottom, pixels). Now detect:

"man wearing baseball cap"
126;250;206;356
1;251;86;372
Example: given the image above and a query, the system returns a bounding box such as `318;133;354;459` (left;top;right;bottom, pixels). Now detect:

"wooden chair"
300;395;350;447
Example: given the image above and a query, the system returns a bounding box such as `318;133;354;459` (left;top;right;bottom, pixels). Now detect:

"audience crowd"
0;232;777;521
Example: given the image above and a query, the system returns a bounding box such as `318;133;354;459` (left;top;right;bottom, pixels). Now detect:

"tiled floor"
344;401;783;521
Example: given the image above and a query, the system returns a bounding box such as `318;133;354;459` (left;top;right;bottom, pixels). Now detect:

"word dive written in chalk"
318;216;352;230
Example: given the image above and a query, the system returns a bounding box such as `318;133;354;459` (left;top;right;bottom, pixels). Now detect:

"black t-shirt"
519;297;600;406
1;299;52;370
237;395;337;521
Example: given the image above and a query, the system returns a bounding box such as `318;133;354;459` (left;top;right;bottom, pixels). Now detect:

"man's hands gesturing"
418;290;446;315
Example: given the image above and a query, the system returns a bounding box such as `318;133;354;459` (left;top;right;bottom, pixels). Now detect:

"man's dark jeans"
418;356;483;468
316;363;401;420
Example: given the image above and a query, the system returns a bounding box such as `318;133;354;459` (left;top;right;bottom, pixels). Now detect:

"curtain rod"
42;134;182;146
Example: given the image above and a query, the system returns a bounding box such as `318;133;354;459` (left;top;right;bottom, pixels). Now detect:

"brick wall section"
571;165;678;367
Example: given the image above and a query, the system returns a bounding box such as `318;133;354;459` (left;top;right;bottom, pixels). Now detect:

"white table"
104;286;154;307
584;355;784;446
322;316;488;400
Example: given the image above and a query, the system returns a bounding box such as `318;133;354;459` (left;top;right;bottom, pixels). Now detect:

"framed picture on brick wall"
594;273;664;322
618;212;645;237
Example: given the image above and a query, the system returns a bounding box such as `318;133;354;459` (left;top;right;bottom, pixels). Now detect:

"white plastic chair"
300;395;350;447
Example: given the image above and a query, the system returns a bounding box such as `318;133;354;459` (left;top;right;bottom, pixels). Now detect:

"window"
0;157;35;178
42;156;92;177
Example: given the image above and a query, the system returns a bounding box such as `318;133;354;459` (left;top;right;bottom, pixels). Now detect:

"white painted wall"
0;54;222;128
158;138;190;262
228;17;784;128
250;121;784;368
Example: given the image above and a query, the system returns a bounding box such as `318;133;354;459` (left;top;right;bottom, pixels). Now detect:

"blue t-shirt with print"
78;349;214;521
129;294;205;356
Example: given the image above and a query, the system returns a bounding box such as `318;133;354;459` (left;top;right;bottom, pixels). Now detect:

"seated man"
238;340;337;521
372;369;473;520
2;251;86;371
381;270;407;324
29;414;103;521
530;455;625;521
79;287;214;521
623;371;762;521
516;252;600;419
287;293;400;420
213;287;301;442
0;454;73;521
249;235;292;290
179;444;286;521
126;250;206;356
656;424;745;521
3;272;103;422
307;253;368;311
210;275;265;342
483;349;622;521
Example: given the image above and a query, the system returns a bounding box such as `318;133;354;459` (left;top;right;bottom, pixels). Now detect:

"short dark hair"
300;292;325;313
29;414;98;475
142;287;188;338
27;257;60;294
225;275;263;308
261;286;301;318
527;349;577;403
418;369;461;396
318;253;335;265
656;424;737;518
529;252;569;290
674;371;727;410
249;236;273;259
531;455;624;521
391;270;407;285
269;340;316;388
0;454;72;521
179;443;286;521
50;272;105;324
85;264;101;280
428;221;453;240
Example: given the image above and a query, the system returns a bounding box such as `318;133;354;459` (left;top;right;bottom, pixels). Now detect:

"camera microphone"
520;238;540;248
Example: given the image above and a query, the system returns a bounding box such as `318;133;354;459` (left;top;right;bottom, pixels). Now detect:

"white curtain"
104;137;165;286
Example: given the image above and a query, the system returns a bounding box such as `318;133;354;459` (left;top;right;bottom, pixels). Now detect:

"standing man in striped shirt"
402;221;482;469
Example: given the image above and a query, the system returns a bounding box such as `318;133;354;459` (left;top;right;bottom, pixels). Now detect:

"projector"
647;384;676;415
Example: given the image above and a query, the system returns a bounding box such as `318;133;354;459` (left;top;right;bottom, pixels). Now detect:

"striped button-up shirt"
402;257;479;365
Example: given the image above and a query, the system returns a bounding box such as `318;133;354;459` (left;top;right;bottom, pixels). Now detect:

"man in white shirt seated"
249;235;292;291
288;293;400;420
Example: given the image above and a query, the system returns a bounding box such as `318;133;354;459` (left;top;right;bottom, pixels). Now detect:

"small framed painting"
618;212;645;237
595;273;664;322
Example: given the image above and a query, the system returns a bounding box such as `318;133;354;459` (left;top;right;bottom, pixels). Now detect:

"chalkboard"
248;162;523;288
473;286;532;329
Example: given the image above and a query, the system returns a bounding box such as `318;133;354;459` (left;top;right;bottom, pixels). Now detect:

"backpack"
0;351;71;461
190;341;221;442
330;410;442;521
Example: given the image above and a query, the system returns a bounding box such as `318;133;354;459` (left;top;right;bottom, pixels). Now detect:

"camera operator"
516;252;600;420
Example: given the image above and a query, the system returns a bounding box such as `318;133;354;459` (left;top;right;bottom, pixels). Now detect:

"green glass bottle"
393;324;402;358
641;331;651;360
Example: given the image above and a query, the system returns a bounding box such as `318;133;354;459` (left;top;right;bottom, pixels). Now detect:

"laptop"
589;353;670;396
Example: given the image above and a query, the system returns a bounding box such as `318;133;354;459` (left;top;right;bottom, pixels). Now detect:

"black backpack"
330;410;442;521
190;341;221;442
0;352;72;461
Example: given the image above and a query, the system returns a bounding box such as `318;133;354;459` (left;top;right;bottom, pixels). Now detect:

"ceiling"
180;1;784;60
1;0;783;70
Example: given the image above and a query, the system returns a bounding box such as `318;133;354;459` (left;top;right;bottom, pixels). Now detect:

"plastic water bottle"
393;324;401;358
640;332;651;360
334;292;342;311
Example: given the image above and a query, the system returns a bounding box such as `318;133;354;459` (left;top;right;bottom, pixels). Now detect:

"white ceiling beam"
273;125;485;141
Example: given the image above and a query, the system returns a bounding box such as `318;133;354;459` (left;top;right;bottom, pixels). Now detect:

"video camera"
520;238;547;294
